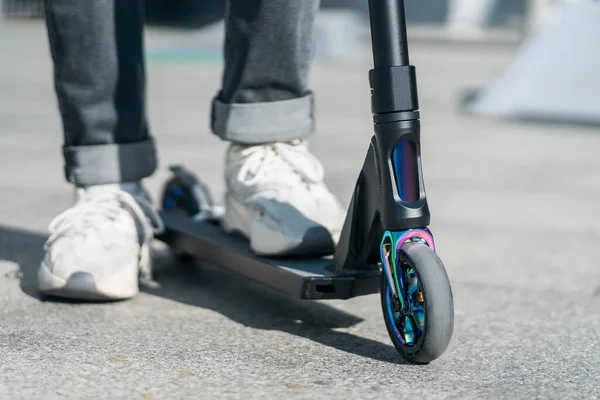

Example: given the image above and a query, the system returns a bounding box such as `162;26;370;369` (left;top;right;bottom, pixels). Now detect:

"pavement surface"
2;19;600;400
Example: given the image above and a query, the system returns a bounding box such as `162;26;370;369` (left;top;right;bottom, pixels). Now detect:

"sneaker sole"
38;262;139;301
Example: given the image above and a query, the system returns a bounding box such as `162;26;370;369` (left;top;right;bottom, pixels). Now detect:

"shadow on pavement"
144;247;404;365
0;224;401;364
0;224;46;300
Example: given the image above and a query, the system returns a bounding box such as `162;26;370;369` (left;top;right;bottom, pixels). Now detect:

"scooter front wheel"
380;240;454;364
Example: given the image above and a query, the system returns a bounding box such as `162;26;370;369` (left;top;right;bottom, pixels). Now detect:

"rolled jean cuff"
63;138;158;186
211;93;314;144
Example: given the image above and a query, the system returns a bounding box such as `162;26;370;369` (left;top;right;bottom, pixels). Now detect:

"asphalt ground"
1;19;600;400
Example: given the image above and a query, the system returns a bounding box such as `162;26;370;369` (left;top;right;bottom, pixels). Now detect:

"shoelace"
237;142;324;186
46;191;164;249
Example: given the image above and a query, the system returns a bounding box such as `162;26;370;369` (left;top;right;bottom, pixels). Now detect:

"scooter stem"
369;0;410;68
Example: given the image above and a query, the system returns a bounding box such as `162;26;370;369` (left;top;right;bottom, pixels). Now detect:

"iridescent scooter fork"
380;229;435;304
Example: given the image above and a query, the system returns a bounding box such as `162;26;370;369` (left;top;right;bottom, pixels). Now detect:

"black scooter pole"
369;0;410;68
332;0;429;271
368;0;429;230
368;0;419;120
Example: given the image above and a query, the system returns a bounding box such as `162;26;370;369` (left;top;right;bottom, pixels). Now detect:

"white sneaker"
223;140;346;256
37;183;164;301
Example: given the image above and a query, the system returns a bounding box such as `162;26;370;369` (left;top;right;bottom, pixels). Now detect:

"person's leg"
214;0;346;256
45;0;156;185
212;0;317;143
39;0;162;301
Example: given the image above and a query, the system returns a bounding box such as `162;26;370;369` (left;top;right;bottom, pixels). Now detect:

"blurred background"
2;1;600;398
0;0;531;27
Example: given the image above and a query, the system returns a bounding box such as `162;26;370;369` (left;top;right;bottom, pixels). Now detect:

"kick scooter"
156;0;454;364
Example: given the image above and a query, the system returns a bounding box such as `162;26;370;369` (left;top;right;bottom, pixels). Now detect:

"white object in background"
446;0;498;38
529;0;559;32
529;0;594;32
464;1;600;126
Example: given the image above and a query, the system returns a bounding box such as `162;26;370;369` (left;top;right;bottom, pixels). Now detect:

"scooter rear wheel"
380;241;454;364
161;175;201;263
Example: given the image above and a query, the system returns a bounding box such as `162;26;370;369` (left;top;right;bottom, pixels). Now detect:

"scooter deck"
156;212;381;300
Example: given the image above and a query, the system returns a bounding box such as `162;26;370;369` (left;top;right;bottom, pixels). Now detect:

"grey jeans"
44;0;319;186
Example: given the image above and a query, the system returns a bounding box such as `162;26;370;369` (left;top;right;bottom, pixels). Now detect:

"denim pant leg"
212;0;320;144
44;0;157;186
